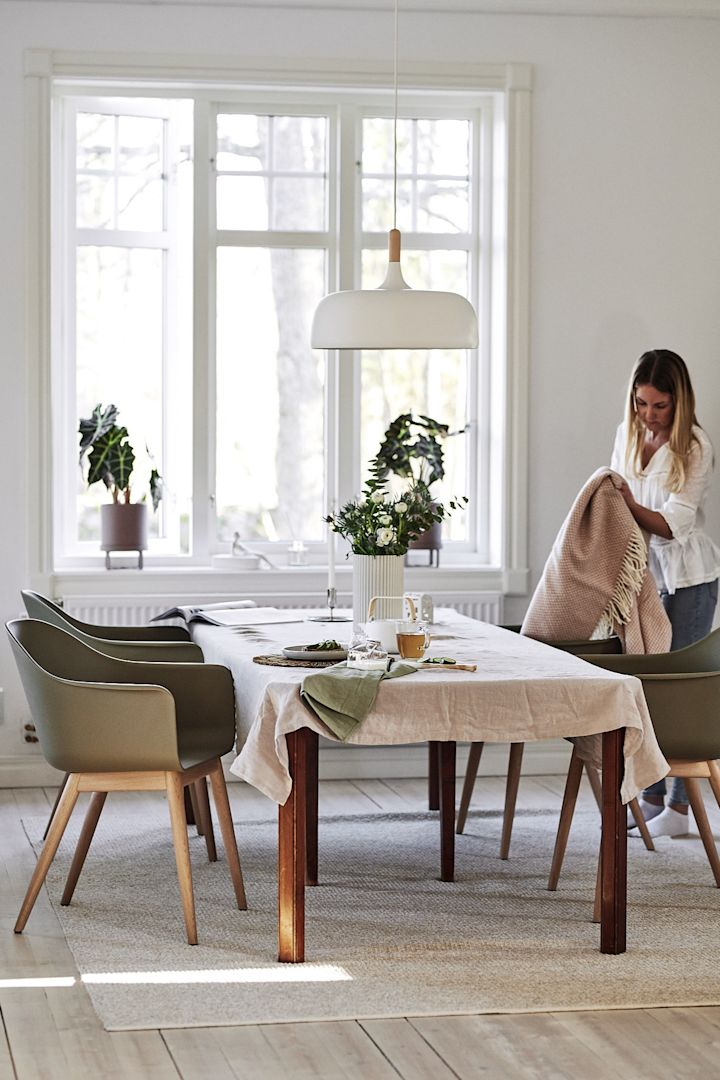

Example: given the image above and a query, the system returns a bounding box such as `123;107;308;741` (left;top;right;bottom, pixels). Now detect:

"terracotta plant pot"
100;503;148;569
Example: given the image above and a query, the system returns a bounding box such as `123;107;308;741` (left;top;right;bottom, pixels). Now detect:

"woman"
612;349;720;838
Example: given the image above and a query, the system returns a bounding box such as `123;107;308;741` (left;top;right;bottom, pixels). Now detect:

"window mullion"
336;103;362;510
193;98;213;560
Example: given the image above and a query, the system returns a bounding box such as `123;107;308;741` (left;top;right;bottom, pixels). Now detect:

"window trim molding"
25;48;531;597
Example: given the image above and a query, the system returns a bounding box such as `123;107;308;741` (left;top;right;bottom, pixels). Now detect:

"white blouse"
611;422;720;594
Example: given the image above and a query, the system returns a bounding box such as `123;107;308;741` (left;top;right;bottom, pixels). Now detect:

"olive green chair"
455;627;626;859
7;619;246;945
548;627;720;901
23;591;212;846
21;590;201;661
22;589;192;641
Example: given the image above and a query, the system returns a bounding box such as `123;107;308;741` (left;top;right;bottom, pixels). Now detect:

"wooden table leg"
428;742;440;811
439;742;456;882
600;728;626;954
306;730;319;887
278;727;308;963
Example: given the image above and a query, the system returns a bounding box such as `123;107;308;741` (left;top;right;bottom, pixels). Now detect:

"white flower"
395;501;408;514
370;491;386;503
376;527;394;546
379;513;392;525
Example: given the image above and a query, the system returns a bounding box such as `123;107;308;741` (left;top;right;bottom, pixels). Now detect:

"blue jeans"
644;579;719;805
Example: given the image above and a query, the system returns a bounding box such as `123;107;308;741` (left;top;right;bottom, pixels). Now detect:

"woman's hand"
616;480;672;539
617;479;637;510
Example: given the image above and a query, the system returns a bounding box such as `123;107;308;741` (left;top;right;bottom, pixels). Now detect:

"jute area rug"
23;803;720;1031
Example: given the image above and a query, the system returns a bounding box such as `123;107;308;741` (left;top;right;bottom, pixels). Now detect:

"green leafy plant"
367;413;465;497
326;485;465;556
78;403;163;509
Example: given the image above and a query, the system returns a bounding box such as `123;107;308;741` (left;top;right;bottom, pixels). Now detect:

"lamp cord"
392;0;398;231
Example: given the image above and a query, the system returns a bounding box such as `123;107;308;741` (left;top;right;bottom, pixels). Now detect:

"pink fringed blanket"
521;468;671;654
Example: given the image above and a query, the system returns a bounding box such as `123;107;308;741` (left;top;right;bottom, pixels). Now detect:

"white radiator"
60;591;502;626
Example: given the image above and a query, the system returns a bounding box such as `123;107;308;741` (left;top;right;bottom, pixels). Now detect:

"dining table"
190;609;668;963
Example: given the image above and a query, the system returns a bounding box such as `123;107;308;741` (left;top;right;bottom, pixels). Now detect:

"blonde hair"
624;350;700;492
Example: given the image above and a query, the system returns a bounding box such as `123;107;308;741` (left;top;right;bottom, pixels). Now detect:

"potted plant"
327;482;465;624
367;413;466;565
78;403;163;568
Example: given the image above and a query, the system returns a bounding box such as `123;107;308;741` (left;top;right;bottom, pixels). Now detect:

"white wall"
1;1;720;767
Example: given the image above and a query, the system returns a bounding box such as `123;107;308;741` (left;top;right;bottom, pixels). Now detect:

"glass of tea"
395;621;431;660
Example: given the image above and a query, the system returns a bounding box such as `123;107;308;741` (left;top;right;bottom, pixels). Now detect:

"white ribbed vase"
352;554;405;627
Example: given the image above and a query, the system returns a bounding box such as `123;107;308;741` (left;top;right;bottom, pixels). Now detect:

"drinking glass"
395;621;431;660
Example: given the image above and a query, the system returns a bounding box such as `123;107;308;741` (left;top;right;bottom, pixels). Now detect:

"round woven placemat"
252;654;338;668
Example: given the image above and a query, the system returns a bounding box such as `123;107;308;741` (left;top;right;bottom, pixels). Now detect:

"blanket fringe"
593;523;647;638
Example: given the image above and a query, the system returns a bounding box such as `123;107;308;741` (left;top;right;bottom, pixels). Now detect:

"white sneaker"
626;798;664;829
628;806;689;838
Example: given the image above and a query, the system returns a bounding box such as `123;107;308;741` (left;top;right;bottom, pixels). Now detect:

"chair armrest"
85;623;191;642
578;653;675;675
81;637;203;663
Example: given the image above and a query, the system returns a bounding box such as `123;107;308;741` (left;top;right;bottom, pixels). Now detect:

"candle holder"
308;587;352;623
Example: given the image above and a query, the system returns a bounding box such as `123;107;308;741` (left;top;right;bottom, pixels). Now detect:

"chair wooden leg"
707;759;720;809
584;762;603;810
685;777;720;888
193;779;217;862
166;772;198;945
456;742;484;835
500;743;524;860
208;760;247;910
43;772;70;841
628;797;656;851
548;747;583;890
187;783;203;836
16;775;81;933
592;839;602;923
61;790;107;906
184;784;197;828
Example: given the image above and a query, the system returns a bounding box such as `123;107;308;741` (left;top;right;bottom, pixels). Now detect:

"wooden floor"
1;773;720;1079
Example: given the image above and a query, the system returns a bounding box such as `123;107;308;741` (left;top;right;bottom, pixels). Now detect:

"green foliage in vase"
78;403;163;508
327;486;466;557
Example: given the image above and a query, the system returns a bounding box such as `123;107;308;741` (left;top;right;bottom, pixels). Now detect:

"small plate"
282;644;348;662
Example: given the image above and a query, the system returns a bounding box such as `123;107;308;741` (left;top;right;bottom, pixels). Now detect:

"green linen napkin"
300;661;417;741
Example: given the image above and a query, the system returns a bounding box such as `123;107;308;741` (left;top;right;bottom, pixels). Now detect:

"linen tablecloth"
190;610;668;805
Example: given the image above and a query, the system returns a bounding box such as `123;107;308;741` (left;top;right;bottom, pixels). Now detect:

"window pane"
75;246;164;542
216;114;267;170
77;174;114;229
416;180;469;233
416;118;470;175
215;247;326;543
117;116;163;174
117;174;164;231
217;175;269;230
216;113;327;231
272;177;325;230
76;112;114;171
362;116;470;234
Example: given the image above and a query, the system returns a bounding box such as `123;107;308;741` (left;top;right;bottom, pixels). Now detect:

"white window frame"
25;50;531;598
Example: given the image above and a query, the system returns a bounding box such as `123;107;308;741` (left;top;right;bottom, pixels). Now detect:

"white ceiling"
3;0;720;16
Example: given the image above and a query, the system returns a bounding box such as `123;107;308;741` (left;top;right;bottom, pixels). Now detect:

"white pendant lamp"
311;0;479;351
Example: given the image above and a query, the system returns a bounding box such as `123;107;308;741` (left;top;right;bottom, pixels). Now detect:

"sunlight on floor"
0;965;352;989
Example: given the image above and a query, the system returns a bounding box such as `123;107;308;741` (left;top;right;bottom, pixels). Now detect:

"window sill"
39;563;528;603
